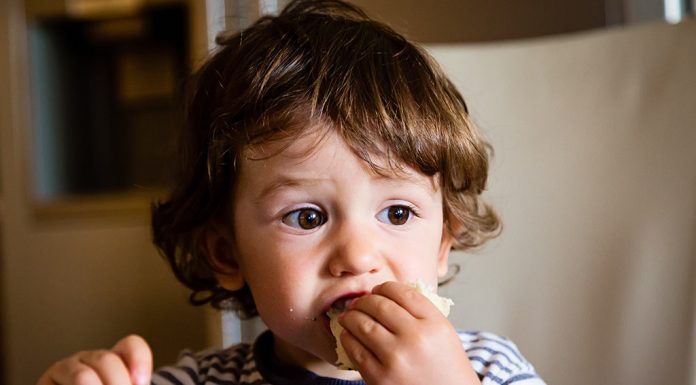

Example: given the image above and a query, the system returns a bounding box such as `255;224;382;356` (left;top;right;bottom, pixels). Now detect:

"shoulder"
151;342;264;385
458;330;547;385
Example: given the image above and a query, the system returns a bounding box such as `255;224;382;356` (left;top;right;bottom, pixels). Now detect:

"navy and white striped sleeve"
151;343;256;385
459;331;546;385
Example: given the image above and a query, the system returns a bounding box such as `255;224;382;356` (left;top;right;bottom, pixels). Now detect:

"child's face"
221;128;453;376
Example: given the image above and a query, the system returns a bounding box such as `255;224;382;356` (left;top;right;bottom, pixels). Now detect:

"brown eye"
377;205;411;225
283;208;326;230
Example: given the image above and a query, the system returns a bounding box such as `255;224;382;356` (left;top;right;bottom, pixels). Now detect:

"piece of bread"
327;280;454;370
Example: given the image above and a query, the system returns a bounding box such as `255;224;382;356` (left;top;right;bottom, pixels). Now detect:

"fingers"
337;323;381;373
337;280;450;373
79;351;132;385
340;307;396;361
346;292;411;333
111;335;152;385
38;358;100;385
371;281;438;319
38;351;130;385
35;335;152;385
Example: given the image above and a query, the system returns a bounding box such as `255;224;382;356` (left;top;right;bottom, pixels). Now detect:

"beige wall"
431;19;696;384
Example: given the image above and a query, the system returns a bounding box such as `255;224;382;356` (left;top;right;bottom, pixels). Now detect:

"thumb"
112;335;153;385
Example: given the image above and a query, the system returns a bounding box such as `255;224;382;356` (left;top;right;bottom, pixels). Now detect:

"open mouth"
330;296;357;312
327;292;365;314
321;293;365;332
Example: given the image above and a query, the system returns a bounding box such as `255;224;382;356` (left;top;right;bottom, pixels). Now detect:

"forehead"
239;127;440;192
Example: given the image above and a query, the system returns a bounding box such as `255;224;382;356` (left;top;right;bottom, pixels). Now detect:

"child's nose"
327;221;383;277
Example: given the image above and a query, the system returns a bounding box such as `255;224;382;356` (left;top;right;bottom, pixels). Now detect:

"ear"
437;223;457;278
205;225;245;291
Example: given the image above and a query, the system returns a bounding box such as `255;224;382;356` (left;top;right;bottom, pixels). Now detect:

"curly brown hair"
151;0;500;319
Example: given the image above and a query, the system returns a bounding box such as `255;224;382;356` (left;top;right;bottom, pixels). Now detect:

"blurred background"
1;0;694;384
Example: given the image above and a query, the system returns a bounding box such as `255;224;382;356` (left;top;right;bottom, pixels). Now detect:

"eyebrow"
253;176;329;205
253;171;439;205
378;170;440;192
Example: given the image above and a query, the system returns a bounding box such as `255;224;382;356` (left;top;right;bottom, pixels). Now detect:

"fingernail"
134;370;150;385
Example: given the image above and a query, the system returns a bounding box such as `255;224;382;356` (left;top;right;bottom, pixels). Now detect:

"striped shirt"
152;330;545;385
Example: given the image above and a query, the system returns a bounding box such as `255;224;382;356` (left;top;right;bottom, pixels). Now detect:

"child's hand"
36;335;152;385
339;281;481;385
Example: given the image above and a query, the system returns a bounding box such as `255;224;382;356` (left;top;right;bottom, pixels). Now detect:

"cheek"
246;263;317;337
391;223;445;278
236;238;316;315
243;262;298;317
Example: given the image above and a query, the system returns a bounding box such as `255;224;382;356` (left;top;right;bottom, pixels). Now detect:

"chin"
315;343;345;370
274;328;339;369
308;336;340;365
